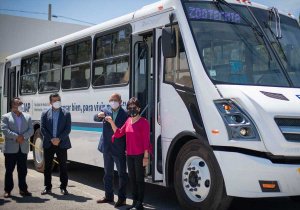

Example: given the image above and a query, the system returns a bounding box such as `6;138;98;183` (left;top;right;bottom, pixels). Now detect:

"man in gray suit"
1;97;34;198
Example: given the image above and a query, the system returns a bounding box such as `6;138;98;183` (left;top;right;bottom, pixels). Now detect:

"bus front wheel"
174;139;232;210
33;129;45;172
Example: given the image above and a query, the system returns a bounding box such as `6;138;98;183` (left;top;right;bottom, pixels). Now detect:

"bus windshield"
183;1;300;87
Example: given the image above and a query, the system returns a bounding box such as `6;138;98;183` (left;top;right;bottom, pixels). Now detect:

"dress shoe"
131;201;144;210
41;188;52;195
114;198;126;207
96;197;114;203
126;200;137;210
20;190;32;196
4;192;11;198
61;189;69;195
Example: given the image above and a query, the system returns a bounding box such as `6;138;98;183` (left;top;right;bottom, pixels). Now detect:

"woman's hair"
126;97;141;110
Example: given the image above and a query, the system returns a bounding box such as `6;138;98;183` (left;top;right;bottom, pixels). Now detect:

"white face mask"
52;101;61;109
109;101;120;110
18;105;24;112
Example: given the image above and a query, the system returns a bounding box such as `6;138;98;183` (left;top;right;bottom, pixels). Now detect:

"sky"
0;0;299;26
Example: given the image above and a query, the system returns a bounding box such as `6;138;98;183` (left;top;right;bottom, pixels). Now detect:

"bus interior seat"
93;75;105;86
71;70;88;88
105;72;125;85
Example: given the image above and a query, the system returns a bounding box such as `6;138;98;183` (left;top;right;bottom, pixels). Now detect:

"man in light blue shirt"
52;109;60;138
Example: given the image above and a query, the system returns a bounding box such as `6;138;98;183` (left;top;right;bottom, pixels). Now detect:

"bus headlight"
214;100;260;141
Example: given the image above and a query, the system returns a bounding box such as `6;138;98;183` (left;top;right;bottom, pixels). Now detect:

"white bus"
1;0;300;209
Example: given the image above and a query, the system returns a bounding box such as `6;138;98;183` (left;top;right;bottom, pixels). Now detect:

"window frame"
92;24;132;89
38;46;62;94
20;54;39;95
62;37;92;91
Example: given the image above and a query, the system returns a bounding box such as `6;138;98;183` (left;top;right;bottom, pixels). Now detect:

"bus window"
62;38;91;90
20;55;38;95
92;26;131;87
39;48;61;93
164;25;193;90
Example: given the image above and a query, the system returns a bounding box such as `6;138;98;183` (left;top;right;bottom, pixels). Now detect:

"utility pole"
48;4;52;21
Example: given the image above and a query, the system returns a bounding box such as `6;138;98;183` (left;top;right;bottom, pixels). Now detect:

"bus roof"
5;0;296;62
5;0;167;61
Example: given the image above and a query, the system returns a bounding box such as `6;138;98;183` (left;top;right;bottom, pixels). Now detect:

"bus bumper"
214;151;300;197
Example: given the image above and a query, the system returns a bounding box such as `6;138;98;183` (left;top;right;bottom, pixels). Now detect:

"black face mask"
128;108;139;117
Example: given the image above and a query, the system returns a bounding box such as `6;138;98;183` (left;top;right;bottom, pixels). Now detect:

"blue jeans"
103;152;128;200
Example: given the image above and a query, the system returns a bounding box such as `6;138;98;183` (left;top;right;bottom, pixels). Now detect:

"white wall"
0;14;88;87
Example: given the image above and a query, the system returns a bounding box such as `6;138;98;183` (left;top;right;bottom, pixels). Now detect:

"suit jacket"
1;112;34;154
41;108;72;149
94;107;127;155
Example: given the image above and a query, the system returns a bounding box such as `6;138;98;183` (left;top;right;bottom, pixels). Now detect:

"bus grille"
274;118;300;142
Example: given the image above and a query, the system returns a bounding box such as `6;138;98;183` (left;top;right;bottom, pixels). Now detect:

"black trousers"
44;145;68;190
127;154;145;203
4;148;28;193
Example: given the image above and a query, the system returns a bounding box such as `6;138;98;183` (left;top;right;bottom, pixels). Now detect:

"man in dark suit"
40;93;71;195
94;93;128;207
1;97;34;198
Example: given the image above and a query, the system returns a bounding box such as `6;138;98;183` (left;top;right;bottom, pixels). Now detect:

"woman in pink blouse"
105;97;150;210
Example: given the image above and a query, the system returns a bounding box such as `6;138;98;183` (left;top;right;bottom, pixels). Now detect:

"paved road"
0;153;299;210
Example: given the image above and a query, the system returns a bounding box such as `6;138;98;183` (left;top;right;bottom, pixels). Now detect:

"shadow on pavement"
49;192;92;202
10;195;50;203
0;199;11;205
27;160;181;209
27;160;103;190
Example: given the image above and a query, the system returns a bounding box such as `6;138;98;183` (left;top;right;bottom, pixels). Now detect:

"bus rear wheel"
33;128;45;172
174;139;231;210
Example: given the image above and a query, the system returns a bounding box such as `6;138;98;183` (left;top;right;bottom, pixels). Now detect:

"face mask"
128;108;139;117
109;101;120;110
52;101;61;109
18;105;24;112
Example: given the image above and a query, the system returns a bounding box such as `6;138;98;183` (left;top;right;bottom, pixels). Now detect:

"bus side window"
62;38;91;90
39;48;61;93
3;62;11;97
92;25;131;88
164;25;193;90
20;55;38;95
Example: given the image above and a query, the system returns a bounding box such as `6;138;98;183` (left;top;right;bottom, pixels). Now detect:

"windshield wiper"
215;0;263;36
214;0;272;60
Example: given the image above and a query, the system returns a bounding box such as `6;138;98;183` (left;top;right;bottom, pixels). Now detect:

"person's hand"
16;135;24;144
51;138;60;146
105;116;113;124
98;112;105;118
143;157;149;167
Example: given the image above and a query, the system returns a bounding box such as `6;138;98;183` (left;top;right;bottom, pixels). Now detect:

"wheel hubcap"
34;137;44;164
182;156;211;202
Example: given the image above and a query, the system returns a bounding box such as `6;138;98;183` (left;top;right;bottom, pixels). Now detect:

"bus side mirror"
162;27;176;58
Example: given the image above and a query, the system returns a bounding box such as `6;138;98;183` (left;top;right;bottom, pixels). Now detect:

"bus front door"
131;31;163;182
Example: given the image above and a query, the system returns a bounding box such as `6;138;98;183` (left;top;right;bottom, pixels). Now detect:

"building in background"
0;14;88;88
